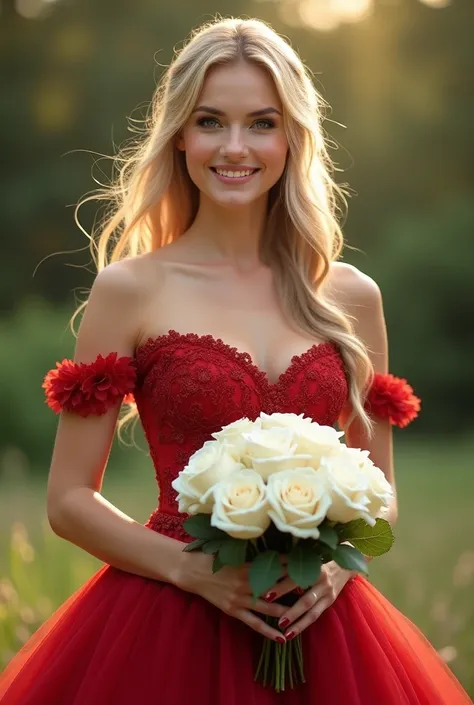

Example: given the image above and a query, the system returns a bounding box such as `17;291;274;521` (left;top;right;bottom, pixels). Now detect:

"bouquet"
171;412;394;692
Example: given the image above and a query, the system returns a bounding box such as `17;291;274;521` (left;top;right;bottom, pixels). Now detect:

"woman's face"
176;60;289;207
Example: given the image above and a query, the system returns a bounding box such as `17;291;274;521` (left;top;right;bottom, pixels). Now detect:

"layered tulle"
2;340;465;703
0;542;471;704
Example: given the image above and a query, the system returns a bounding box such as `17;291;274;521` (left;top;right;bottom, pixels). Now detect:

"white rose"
258;412;315;433
321;452;375;526
211;417;258;459
266;467;332;539
171;440;244;515
211;469;271;539
345;448;393;519
259;413;345;463
242;425;312;480
293;424;345;464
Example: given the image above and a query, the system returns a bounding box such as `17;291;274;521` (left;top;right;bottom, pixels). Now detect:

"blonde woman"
0;17;470;705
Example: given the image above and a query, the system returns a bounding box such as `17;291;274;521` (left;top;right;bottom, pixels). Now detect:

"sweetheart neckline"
134;328;340;388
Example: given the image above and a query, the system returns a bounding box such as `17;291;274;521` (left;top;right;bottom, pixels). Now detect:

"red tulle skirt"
0;547;472;704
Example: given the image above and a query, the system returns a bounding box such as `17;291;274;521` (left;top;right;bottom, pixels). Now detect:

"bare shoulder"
328;262;387;367
328;262;382;306
74;256;160;361
90;258;146;299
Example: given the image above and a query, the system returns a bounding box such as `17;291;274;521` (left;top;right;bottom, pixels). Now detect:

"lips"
210;167;260;175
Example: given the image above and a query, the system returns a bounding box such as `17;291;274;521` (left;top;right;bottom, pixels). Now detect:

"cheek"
183;133;214;164
259;137;289;169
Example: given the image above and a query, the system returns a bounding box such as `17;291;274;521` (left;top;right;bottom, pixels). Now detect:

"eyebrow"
192;105;282;117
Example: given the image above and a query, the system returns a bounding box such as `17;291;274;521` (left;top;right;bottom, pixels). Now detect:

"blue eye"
197;117;220;128
196;117;275;129
254;119;275;129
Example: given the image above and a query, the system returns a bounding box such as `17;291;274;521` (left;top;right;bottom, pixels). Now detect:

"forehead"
197;60;282;111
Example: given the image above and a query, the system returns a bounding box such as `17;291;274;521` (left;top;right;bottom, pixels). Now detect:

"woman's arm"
46;261;188;585
334;264;399;529
45;262;289;639
330;265;398;578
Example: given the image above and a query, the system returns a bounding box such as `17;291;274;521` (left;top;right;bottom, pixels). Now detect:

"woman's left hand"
264;562;356;641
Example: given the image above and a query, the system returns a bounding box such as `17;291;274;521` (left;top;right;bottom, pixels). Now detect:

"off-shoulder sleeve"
42;352;137;417
364;372;421;428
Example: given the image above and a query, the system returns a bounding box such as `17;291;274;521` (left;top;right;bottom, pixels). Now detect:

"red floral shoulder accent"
364;372;421;428
42;352;136;417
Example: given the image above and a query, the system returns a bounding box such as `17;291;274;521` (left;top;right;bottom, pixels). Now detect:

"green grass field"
1;436;473;696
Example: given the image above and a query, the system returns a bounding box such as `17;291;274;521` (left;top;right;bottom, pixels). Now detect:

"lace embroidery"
132;329;349;520
135;328;338;389
145;509;190;543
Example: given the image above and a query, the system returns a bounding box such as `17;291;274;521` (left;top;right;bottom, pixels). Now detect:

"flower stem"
254;639;266;681
275;641;281;690
295;634;306;683
254;614;306;690
288;639;294;690
263;635;271;687
281;638;287;691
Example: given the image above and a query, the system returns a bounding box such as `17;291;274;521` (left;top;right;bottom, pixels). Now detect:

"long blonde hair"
73;16;375;439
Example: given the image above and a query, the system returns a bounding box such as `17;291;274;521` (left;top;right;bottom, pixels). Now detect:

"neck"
182;192;269;270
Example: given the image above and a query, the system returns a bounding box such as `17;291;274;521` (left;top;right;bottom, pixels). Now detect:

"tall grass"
0;437;473;696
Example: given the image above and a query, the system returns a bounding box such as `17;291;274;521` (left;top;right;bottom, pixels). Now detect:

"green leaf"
318;543;335;564
183;538;208;553
287;543;322;589
212;554;224;573
218;539;248;567
332;544;369;575
249;551;282;601
201;539;225;554
183;514;226;541
336;518;394;557
317;525;339;550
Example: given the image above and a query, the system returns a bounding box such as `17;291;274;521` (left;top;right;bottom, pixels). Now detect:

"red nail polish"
296;587;304;596
285;630;296;641
279;617;290;629
264;592;276;602
276;636;286;644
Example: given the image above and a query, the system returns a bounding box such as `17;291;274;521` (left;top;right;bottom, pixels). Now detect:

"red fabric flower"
364;372;421;428
42;352;137;417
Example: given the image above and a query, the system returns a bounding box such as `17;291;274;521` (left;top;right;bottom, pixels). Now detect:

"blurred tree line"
1;0;473;469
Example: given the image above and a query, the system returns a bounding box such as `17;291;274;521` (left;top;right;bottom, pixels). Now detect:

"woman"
0;16;471;705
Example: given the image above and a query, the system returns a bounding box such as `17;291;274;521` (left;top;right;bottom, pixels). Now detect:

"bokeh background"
1;0;473;694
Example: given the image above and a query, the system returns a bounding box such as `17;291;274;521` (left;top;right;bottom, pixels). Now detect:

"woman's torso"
129;241;350;386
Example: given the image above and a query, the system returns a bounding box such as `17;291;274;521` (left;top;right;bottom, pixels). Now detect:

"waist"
145;508;192;543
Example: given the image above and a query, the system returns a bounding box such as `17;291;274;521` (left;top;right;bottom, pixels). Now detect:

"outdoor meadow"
1;0;474;698
1;384;473;693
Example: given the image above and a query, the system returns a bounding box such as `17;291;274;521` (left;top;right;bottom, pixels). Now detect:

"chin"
207;191;262;208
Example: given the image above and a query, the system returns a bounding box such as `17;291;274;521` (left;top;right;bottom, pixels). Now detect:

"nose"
219;125;249;160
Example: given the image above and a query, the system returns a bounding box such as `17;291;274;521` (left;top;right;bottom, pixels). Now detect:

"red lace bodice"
133;331;348;536
43;329;421;542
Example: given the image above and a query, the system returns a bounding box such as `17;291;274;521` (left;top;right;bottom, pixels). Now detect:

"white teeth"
215;169;255;178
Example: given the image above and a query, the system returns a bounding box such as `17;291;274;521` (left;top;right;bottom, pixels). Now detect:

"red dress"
0;329;471;705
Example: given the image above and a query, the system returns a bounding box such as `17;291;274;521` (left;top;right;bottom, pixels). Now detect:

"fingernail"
264;592;276;602
295;587;304;596
276;636;286;644
279;617;290;629
285;630;296;641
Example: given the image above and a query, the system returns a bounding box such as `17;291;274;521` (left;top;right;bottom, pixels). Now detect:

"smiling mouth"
209;167;261;180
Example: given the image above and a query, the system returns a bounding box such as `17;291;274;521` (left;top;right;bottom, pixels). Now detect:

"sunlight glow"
297;0;341;31
275;0;452;31
333;0;374;23
419;0;452;7
15;0;43;19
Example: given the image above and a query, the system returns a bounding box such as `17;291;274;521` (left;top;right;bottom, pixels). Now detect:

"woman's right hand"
174;549;287;642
